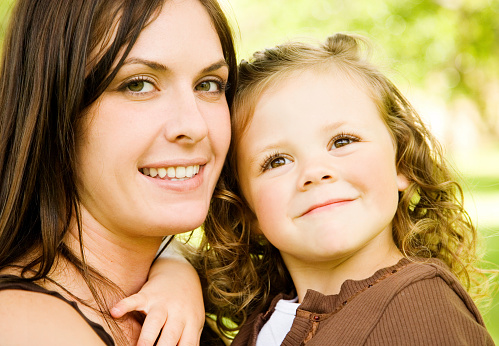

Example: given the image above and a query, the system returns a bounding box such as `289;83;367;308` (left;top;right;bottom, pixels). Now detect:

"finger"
155;319;186;346
136;309;170;346
110;294;147;319
176;319;203;346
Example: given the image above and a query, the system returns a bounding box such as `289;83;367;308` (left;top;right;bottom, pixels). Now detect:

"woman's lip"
139;158;207;169
142;165;205;192
301;199;354;216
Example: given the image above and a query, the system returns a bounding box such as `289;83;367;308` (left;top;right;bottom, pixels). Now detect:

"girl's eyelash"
330;132;361;148
334;131;360;140
260;151;284;172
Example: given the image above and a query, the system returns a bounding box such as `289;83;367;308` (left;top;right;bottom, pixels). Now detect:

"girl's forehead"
238;65;390;130
233;61;389;140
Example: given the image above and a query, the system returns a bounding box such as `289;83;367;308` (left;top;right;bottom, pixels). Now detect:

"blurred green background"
222;0;499;340
1;0;498;341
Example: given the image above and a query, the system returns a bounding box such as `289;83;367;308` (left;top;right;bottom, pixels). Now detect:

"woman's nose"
163;91;208;144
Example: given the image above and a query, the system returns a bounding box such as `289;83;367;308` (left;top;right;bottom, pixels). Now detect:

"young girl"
195;33;495;344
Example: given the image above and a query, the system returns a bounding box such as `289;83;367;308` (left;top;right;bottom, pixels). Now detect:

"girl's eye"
330;133;360;149
270;157;290;169
333;138;354;148
261;154;292;172
195;80;222;93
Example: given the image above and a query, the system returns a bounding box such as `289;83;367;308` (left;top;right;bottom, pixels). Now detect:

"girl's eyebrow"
250;140;285;156
120;58;229;73
322;121;346;133
245;120;349;165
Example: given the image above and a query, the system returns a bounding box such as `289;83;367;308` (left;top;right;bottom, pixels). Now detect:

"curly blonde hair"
193;33;489;336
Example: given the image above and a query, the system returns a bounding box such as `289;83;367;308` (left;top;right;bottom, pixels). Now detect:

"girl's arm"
111;238;204;346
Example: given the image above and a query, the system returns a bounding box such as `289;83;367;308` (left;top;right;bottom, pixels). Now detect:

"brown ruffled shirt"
232;258;493;345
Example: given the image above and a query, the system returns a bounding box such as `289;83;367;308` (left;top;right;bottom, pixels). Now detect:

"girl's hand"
111;239;204;346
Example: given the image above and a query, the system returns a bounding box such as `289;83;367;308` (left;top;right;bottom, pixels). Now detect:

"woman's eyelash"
196;79;228;94
118;76;155;94
215;79;229;92
117;76;228;97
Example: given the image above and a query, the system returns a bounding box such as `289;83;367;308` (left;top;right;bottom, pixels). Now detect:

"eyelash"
118;76;156;96
329;132;361;149
195;78;228;95
118;77;228;97
260;151;290;172
259;132;361;172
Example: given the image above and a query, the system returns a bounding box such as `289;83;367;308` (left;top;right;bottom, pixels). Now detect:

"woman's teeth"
141;165;200;180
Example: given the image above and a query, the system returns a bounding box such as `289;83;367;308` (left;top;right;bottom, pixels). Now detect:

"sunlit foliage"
226;0;499;134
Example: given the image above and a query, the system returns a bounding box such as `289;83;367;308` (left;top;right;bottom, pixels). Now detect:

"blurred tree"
0;0;15;48
226;0;499;136
1;0;497;130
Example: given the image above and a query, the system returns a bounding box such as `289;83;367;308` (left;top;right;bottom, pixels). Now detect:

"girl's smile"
236;67;409;277
299;198;356;217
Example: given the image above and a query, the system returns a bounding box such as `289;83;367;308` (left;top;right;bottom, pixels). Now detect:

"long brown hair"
0;0;237;342
196;33;489;336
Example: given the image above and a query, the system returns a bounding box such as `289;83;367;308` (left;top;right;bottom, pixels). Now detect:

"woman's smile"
75;0;231;237
141;165;201;180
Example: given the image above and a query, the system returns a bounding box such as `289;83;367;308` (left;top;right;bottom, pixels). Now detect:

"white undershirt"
256;297;300;346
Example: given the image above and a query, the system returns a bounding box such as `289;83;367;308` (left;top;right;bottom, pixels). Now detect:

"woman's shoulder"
0;276;111;345
0;289;108;345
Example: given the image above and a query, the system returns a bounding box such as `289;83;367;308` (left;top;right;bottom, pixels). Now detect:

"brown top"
0;275;115;345
232;258;494;345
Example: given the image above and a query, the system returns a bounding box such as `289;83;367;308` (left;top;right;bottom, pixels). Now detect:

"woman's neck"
64;223;162;297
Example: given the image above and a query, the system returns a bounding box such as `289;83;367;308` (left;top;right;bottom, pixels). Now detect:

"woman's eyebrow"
120;58;228;74
201;59;229;73
122;58;168;71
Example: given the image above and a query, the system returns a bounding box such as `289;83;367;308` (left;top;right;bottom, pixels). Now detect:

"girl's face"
76;0;230;241
236;68;408;271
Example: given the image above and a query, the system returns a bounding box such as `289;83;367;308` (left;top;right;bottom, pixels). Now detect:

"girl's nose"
297;158;336;191
163;92;208;144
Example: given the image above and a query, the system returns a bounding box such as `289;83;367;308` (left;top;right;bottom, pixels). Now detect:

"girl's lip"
301;198;354;216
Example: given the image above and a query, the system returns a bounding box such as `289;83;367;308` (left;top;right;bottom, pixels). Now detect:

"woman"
0;0;237;345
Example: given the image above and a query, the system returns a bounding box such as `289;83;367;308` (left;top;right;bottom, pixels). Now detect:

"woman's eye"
125;79;155;93
195;80;222;92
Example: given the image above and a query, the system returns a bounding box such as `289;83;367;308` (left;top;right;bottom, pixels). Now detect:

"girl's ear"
396;173;410;191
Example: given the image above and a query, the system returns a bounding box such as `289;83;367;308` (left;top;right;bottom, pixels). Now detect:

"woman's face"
76;0;230;240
